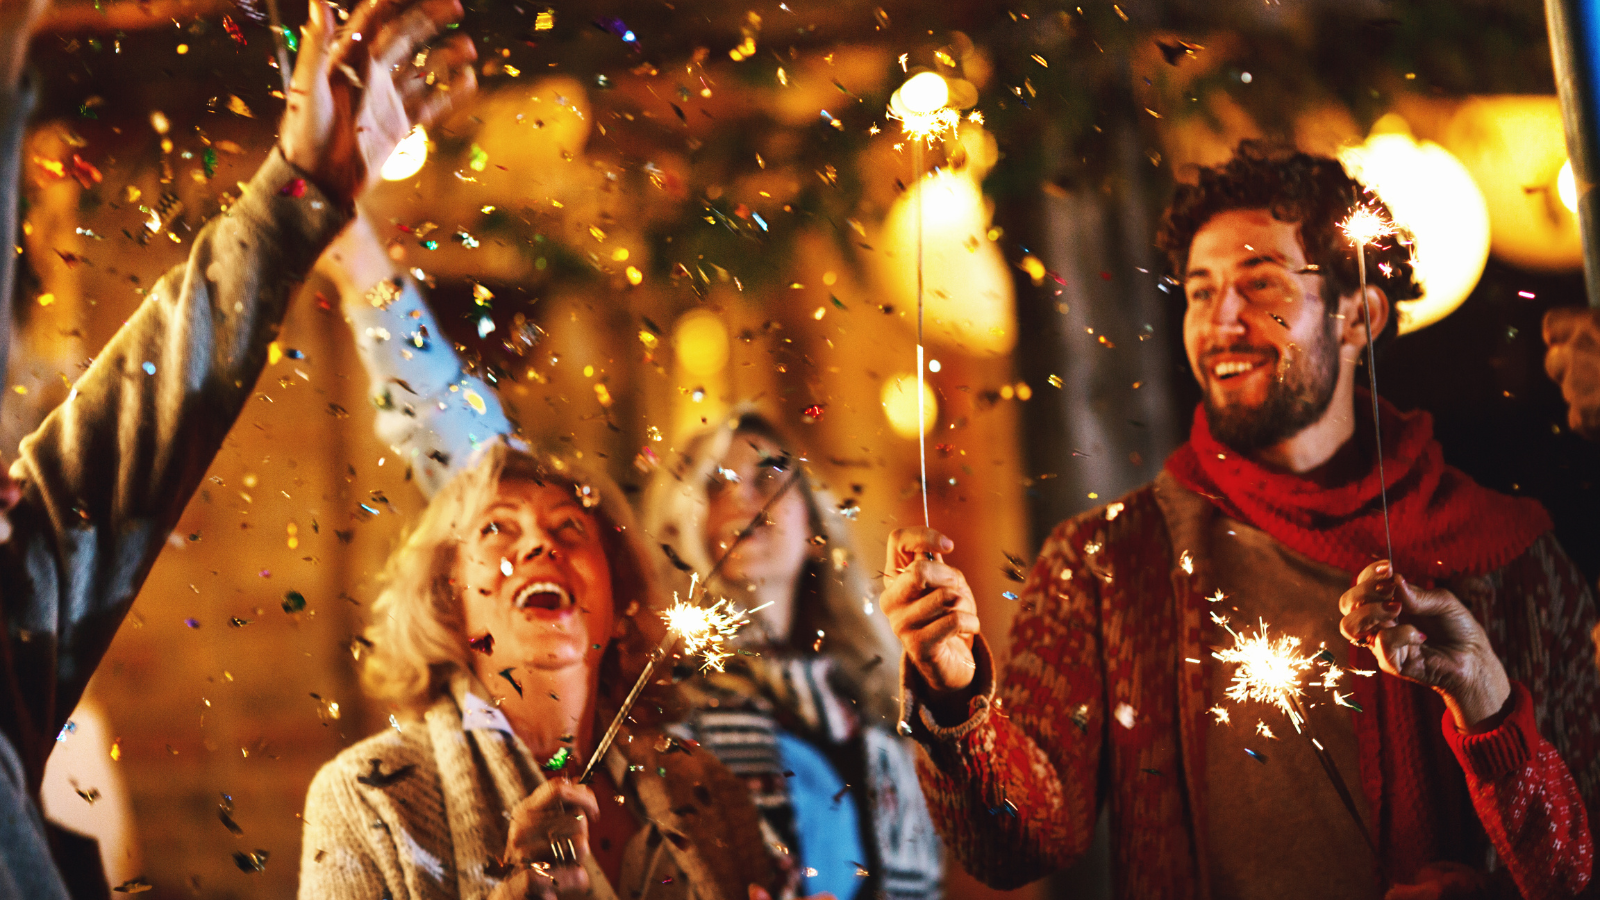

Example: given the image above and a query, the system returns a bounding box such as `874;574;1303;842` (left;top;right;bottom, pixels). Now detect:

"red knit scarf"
1163;393;1550;581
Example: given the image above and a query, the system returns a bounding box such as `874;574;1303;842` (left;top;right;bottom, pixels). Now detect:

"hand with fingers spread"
280;0;477;207
491;778;599;900
1542;306;1600;440
1338;561;1511;731
881;528;981;696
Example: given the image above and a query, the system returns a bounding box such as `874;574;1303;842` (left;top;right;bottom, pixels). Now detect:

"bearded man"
881;143;1599;900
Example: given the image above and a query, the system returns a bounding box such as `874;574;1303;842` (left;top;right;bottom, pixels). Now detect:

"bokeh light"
1340;119;1492;334
379;125;429;182
881;373;938;439
673;310;730;377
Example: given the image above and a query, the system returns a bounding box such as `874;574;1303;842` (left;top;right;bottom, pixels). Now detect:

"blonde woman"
643;412;942;900
299;441;778;900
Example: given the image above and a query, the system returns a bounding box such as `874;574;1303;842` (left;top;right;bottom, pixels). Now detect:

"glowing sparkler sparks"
890;71;959;145
1211;613;1319;732
662;597;765;672
892;106;961;145
1340;206;1394;247
1209;603;1382;865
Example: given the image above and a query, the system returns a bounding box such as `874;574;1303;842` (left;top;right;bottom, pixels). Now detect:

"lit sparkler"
890;71;958;528
1211;610;1379;864
1211;613;1318;732
1341;203;1397;562
661;594;768;673
577;469;802;783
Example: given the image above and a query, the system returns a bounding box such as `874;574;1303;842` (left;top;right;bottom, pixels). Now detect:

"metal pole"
1547;0;1600;308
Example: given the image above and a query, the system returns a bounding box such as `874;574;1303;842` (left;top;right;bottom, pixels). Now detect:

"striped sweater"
675;653;943;900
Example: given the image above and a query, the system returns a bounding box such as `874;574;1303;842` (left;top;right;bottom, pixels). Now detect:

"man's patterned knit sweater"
902;469;1598;899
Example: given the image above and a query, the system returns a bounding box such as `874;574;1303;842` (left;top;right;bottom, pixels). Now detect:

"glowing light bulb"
898;72;949;115
1559;159;1578;214
381;126;429;181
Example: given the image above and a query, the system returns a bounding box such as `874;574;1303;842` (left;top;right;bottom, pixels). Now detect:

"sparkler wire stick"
1289;696;1381;866
1212;616;1379;870
1355;244;1394;562
264;0;295;95
914;140;930;528
577;468;803;784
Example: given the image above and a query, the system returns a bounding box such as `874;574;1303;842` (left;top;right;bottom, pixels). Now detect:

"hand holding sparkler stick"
575;466;802;784
1338;562;1512;731
881;527;980;697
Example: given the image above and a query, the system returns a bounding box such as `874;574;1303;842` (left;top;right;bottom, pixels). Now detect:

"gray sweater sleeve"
342;274;512;498
0;147;349;783
0;77;34;395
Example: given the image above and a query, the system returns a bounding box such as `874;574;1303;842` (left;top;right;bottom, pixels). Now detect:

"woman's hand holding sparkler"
882;528;980;697
1339;561;1511;731
492;778;599;900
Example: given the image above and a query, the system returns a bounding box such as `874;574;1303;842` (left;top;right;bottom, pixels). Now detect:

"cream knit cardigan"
297;679;775;900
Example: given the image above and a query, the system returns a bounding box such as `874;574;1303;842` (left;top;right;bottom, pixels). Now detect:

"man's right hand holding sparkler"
1338;562;1512;732
881;528;981;715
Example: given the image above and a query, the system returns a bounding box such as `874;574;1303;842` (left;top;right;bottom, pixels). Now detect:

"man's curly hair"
1155;141;1423;346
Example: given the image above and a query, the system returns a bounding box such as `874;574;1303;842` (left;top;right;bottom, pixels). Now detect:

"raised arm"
0;0;478;783
317;210;510;498
882;525;1104;887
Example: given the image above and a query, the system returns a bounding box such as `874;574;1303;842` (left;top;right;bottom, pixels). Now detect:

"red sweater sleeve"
900;520;1105;889
1449;532;1600;899
1443;682;1592;899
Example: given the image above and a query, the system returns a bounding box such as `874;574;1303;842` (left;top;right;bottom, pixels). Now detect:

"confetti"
1068;704;1091;732
282;591;307;613
497;667;523;696
232;850;270;873
469;632;495;654
544;746;571;771
356;759;416;787
1113;703;1136;729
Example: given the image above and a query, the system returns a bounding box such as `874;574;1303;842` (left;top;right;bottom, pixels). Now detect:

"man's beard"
1203;322;1340;455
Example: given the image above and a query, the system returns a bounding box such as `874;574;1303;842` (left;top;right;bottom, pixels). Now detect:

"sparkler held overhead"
890;70;959;528
1341;203;1399;562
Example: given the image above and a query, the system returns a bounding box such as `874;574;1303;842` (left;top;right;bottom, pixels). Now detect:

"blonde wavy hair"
641;410;900;723
363;440;670;718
